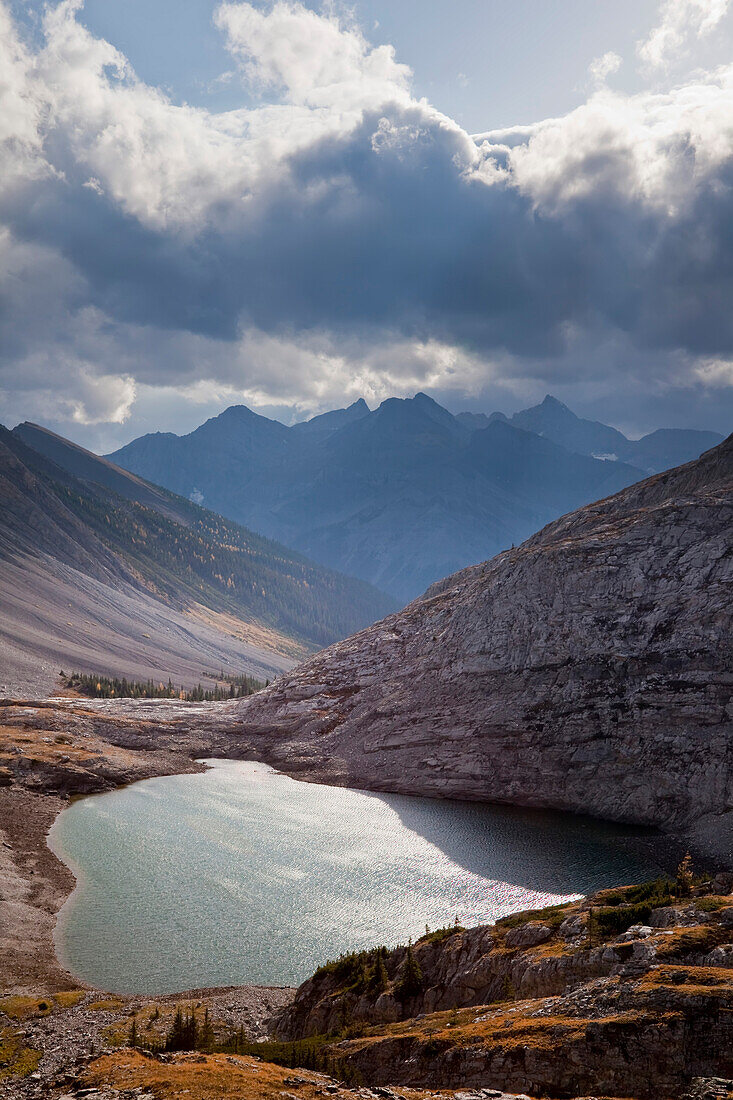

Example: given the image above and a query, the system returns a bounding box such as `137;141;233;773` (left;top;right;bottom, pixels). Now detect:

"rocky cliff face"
237;435;733;837
274;879;733;1098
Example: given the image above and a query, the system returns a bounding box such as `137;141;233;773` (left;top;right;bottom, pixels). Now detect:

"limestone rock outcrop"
274;883;733;1098
238;435;733;834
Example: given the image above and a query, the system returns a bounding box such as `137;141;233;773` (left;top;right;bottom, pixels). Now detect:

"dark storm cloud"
1;0;733;437
8;103;733;368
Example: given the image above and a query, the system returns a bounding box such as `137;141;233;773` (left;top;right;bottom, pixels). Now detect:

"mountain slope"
107;394;646;600
510;395;630;458
0;427;395;695
236;435;733;841
466;419;641;513
291;398;370;437
13;421;190;524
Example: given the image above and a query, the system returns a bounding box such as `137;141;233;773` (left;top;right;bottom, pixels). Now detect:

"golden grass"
639;964;733;997
86;997;126;1013
0;1027;41;1080
0;995;54;1020
337;999;664;1062
53;990;86;1009
0;991;86;1019
84;1051;335;1100
83;1050;460;1100
0;724;99;763
655;924;728;959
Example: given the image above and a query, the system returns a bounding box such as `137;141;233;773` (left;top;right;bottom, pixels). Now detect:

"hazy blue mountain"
509;394;723;471
510;395;630;458
626;427;725;473
107;393;648;600
455;411;506;430
467;420;642;512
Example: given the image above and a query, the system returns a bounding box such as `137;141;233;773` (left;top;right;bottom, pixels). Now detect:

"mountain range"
0;425;394;696
106;393;723;601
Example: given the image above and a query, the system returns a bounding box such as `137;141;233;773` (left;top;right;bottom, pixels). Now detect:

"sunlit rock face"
237;435;733;839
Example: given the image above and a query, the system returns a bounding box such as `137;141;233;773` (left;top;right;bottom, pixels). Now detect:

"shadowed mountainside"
234;434;733;847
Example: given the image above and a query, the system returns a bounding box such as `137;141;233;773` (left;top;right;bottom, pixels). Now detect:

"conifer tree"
397;943;423;999
199;1007;215;1051
676;852;694;896
370;948;389;993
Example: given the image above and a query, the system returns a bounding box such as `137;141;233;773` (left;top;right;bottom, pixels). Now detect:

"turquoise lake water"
49;759;678;994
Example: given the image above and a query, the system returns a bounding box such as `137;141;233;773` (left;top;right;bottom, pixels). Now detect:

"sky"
1;0;733;451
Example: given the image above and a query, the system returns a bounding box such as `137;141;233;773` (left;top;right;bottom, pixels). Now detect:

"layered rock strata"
275;883;733;1099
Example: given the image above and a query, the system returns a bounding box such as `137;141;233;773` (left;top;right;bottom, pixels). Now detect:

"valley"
0;422;730;1100
1;696;731;1100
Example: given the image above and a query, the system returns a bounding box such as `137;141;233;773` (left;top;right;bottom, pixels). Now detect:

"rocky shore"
1;693;732;1098
274;879;733;1098
0;697;217;994
0;696;300;1098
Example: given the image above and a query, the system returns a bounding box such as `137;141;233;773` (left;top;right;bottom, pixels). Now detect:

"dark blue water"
49;759;676;994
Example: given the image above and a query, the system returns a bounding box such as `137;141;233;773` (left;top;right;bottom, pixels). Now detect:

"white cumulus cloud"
214;1;412;110
638;0;731;69
477;64;733;215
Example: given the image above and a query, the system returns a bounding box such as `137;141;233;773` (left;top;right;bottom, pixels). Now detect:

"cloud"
476;61;733;217
638;0;731;69
0;0;732;445
214;1;412;110
588;52;622;86
23;0;423;232
0;3;53;197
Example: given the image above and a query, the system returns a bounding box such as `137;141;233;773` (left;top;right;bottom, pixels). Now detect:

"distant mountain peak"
540;394;572;412
217;403;275;423
106;392;723;602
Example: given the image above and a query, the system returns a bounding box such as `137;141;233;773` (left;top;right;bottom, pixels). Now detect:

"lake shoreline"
0;698;266;1003
0;694;715;1001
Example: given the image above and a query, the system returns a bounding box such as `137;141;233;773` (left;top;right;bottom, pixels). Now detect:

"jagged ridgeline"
2;425;396;651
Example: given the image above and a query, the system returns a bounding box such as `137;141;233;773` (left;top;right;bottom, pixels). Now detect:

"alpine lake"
49;759;679;994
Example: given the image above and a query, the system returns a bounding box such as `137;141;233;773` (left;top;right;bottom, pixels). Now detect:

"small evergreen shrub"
416;925;464;946
497;902;572;932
